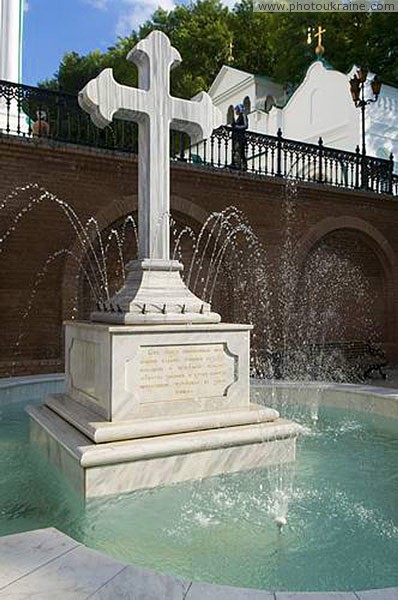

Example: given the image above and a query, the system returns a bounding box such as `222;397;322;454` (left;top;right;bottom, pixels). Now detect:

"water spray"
274;515;287;533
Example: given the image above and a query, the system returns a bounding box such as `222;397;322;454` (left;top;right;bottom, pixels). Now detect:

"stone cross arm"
171;93;221;144
78;69;147;129
78;69;220;144
78;30;222;262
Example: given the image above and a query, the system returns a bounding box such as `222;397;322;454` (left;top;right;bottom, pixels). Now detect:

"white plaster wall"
278;61;360;151
213;79;257;124
247;109;269;134
255;77;285;111
207;61;398;170
367;83;398;170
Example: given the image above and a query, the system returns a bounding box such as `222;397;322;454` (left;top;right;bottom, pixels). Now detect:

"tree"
139;1;233;98
40;1;398;96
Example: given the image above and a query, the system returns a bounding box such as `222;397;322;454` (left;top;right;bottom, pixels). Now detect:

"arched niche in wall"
264;95;276;113
227;105;235;125
243;96;251;113
295;216;397;355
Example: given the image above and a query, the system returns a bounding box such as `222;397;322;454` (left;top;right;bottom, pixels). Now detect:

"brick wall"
1;136;397;377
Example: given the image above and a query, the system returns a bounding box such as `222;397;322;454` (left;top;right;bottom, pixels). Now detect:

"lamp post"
349;67;382;157
349;68;381;190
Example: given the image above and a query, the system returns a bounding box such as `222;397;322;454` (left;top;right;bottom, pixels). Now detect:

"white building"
208;59;398;164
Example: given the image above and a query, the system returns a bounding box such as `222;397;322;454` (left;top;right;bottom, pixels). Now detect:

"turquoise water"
0;383;397;592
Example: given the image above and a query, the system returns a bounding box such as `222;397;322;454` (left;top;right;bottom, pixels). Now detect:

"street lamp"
349;67;382;157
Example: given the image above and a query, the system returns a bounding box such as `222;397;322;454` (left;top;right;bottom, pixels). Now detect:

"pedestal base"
92;260;221;325
63;321;254;421
27;404;300;498
27;320;301;498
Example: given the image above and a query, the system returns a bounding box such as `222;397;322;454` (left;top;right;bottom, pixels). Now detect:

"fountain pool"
0;376;397;593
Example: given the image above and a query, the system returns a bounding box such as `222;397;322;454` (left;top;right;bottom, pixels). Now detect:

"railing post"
276;128;282;176
5;96;11;134
179;132;186;161
361;152;368;190
388;152;394;195
318;137;323;183
210;132;215;167
355;145;360;189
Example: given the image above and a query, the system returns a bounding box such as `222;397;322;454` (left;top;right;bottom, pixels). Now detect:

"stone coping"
0;373;65;405
251;379;398;420
63;320;253;332
0;376;397;598
0;528;397;600
0;373;64;389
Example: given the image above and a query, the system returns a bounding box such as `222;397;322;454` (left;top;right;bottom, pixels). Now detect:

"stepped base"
44;393;281;443
27;404;301;498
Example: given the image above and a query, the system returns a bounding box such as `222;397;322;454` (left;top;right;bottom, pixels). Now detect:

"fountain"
0;29;397;598
27;31;300;498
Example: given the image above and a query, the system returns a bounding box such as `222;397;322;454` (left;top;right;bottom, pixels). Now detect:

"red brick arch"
296;216;397;350
297;216;396;276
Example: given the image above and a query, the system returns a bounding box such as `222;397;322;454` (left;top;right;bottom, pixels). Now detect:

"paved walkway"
0;528;397;600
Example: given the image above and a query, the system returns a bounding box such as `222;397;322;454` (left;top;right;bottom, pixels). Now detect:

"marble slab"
274;593;358;599
65;321;252;421
0;528;79;590
88;564;190;600
45;392;280;443
1;529;396;600
85;435;295;496
186;581;274;599
0;543;124;599
355;590;398;599
27;403;299;497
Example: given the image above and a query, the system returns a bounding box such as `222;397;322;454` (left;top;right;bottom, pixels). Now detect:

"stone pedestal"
91;259;221;325
27;321;301;498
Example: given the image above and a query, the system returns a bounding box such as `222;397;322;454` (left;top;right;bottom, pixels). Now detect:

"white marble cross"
79;31;222;262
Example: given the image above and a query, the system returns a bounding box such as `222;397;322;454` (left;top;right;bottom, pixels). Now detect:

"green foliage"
40;1;398;96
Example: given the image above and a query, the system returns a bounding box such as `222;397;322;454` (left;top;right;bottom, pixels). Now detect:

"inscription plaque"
126;344;236;403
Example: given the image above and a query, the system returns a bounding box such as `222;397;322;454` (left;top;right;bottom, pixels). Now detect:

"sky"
23;0;235;86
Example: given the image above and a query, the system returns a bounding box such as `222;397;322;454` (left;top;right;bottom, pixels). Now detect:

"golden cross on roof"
315;25;326;46
307;25;326;57
227;39;234;64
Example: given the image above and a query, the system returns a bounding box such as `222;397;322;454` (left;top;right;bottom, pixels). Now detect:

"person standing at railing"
32;110;50;137
231;103;248;170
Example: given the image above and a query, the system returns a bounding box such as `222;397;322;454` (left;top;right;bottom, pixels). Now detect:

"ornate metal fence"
393;174;398;196
175;126;396;197
0;79;396;196
0;79;138;151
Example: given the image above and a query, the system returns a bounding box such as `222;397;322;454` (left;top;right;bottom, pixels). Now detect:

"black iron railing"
393;173;398;196
0;79;138;151
172;127;396;197
1;79;396;196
